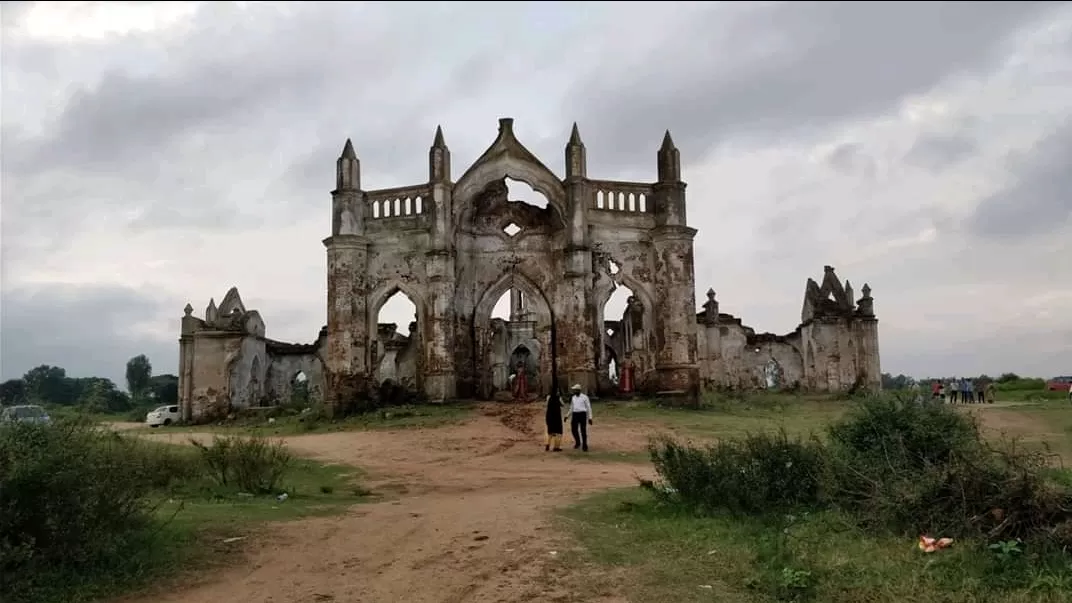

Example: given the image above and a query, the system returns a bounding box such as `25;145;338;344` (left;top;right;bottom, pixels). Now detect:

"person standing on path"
544;388;565;452
567;384;593;452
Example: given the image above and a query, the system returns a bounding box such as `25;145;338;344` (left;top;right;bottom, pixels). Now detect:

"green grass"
137;403;476;436
556;487;1072;603
973;399;1072;463
157;451;372;528
600;395;850;440
994;389;1069;403
14;443;371;603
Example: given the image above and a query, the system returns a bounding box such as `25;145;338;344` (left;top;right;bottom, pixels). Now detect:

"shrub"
825;398;1072;546
191;435;293;494
644;396;1072;550
826;396;979;471
646;430;826;515
0;418;192;600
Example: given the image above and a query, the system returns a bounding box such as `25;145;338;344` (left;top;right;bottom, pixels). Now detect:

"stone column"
323;234;370;414
424;125;457;401
559;124;597;393
651;225;700;394
702;290;721;388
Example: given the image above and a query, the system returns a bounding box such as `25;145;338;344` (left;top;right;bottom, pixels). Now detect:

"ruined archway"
596;276;655;392
373;289;419;390
291;370;309;405
473;272;554;400
764;357;784;389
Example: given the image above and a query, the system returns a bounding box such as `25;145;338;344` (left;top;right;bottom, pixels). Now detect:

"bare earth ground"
112;400;1068;603
123;404;658;603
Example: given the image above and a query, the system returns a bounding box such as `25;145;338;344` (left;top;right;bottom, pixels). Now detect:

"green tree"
0;379;27;405
125;355;153;402
22;365;76;405
147;374;179;405
997;372;1020;383
78;378;131;413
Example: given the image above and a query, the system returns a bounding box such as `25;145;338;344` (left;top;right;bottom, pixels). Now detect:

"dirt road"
130;404;657;603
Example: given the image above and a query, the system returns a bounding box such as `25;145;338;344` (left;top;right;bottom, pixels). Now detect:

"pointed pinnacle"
569;122;583;145
660;130;676;152
433;125;446;147
341;138;357;159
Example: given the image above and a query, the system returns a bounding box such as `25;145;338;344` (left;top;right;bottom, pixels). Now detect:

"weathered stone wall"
178;119;881;418
694;266;881;393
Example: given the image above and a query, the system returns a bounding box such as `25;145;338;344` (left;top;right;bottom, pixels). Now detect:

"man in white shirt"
567;384;593;452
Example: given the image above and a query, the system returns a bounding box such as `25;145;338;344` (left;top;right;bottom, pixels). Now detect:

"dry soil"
125;403;657;603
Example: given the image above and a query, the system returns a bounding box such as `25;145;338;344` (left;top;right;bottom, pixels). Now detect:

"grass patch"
973;399;1072;463
157;453;369;529
1;420;369;603
559;488;1072;603
599;394;849;440
559;396;1072;602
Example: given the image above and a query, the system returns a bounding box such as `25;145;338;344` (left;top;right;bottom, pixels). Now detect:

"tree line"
881;372;1047;391
0;354;177;413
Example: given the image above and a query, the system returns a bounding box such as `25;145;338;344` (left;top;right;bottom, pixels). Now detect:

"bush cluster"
0;419;195;600
0;418;297;602
649;431;824;515
191;435;292;494
646;396;1072;550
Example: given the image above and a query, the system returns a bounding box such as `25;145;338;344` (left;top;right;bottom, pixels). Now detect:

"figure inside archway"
764;358;784;389
512;360;529;401
619;356;635;394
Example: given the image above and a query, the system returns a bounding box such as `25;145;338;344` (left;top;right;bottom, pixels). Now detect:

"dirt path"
129;404;655;603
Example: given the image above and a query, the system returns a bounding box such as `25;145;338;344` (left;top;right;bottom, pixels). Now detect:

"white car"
145;405;181;427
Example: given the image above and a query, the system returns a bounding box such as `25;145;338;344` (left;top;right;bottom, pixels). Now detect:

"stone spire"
565;122;586;180
429;125;451;182
336;138;360;191
657;130;680;182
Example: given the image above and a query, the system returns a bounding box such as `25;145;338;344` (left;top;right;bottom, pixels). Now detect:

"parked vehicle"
1046;376;1072;392
0;404;51;425
145;405;181;427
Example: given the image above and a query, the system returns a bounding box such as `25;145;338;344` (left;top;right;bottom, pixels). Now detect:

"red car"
1046;376;1072;392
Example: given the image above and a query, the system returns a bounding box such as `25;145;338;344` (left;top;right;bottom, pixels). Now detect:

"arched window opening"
291;370;309;405
505;177;549;209
491;287;531;322
764;358;784;390
604;283;634;324
378;290;417;340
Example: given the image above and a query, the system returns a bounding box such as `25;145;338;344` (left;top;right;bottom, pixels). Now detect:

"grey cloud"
0;284;177;387
826;142;877;179
904;132;979;172
967;122;1072;238
568;1;1058;172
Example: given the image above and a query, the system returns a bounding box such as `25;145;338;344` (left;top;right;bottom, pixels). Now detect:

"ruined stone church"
178;118;880;421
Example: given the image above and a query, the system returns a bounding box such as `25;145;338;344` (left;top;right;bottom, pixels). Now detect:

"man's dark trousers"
571;411;588;451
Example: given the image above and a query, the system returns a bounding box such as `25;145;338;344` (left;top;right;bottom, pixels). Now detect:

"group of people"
930;378;994;404
543;384;594;452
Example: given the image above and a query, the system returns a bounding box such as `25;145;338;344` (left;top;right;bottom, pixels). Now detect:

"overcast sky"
2;1;1070;388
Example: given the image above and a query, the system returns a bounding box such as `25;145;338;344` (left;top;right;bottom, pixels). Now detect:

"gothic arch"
454;158;567;222
594;273;655;336
367;280;427;329
472;270;554;326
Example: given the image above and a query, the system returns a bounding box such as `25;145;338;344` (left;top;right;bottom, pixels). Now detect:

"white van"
145;405;181;427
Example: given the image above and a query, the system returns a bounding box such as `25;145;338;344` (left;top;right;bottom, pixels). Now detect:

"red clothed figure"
513;362;529;401
619;358;635;394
